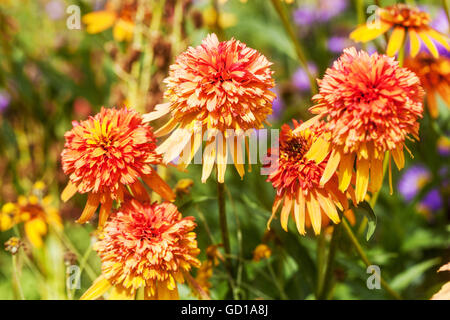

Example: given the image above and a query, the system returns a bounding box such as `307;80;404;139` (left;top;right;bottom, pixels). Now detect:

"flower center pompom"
381;4;430;28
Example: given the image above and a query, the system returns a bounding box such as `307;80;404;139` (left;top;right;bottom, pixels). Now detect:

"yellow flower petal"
386;27;405;57
80;276;112;300
355;157;370;203
83;11;117;34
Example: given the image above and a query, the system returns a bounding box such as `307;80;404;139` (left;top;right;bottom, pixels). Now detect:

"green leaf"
358;201;377;241
390;258;440;291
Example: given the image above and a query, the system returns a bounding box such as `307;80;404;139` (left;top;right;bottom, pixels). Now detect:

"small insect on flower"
404;52;450;118
350;4;450;58
144;33;276;183
82;1;136;41
266;121;351;235
297;48;424;203
60;107;175;228
80;200;201;300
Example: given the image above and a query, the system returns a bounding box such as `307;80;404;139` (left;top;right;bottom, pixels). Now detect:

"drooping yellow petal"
98;196;113;229
391;146;405;170
201;139;216;183
61;181;78;202
426;29;450;51
82;11;117;34
306;193;322;235
143;170;176;202
293;192;306;235
112;19;134;41
316;191;340;224
349;21;392;43
230;136;245;179
216;137;228;183
156;282;179;300
355;158;370;203
280;196;293;231
418;30;439;58
267;196;282;230
386;27;405;57
426;93;439;119
80;276;112;300
409;29;421;57
320;149;341;186
369;157;383;193
76;192;100;224
338;153;354;192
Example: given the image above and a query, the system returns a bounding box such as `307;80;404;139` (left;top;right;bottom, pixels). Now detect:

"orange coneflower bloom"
82;1;136;41
60;107;175;228
80;200;201;300
350;4;449;57
266;121;351;235
297;48;424;203
0;193;62;248
405;52;450;118
144;33;276;183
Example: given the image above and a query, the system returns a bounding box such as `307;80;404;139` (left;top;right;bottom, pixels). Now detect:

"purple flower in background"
45;0;65;20
417;189;443;215
268;88;284;121
294;0;347;26
292;63;317;91
398;165;431;202
430;9;449;34
0;90;11;113
328;36;352;53
437;136;450;157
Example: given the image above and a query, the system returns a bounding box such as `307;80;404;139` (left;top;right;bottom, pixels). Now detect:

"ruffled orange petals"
267;123;347;235
307;48;423;201
84;200;200;300
144;34;275;183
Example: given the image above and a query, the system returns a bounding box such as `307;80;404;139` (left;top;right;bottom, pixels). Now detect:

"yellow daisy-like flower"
81;200;200;300
82;1;136;42
350;4;449;57
0;193;62;248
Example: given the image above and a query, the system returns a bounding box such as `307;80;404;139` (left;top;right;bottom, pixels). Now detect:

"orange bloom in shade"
267;121;351;235
350;4;449;58
298;48;424;203
60;107;175;228
80;200;201;300
405;52;450;118
82;1;136;41
144;33;276;183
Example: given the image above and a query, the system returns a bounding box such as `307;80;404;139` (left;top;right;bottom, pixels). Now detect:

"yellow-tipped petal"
427;29;450;51
306;193;322;235
98;197;113;229
409;29;421;57
304;138;331;164
386;26;405;57
418;30;439;58
388;153;393;195
154;118;178;137
294;192;306;235
349;22;392;42
338;153;354;192
267;196;282;230
217;138;228;183
280;196;293;231
369;158;384;193
355;158;370;203
320;149;341;186
156;282;179;300
80;276;111;300
201;140;216;183
391;147;405;170
143;103;171;123
76;193;100;224
61;181;78;202
231;138;245;179
316;192;340;224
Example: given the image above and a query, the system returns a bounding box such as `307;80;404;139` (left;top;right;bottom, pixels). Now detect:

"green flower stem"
342;219;402;300
217;180;235;297
270;0;317;94
317;223;341;300
315;232;327;297
12;254;25;300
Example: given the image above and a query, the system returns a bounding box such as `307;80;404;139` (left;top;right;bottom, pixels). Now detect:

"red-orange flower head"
80;200;200;300
61;107;175;227
267;121;351;235
144;33;276;183
301;48;424;203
